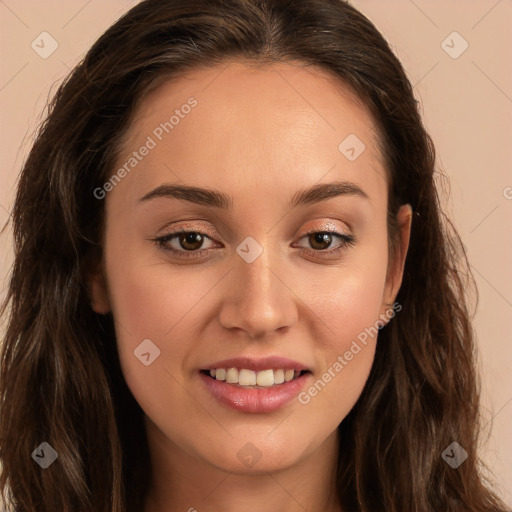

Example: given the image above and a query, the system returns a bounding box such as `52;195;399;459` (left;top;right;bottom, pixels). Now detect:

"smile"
199;368;312;413
202;367;307;388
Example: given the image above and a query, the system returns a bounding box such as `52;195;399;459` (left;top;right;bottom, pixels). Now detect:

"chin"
200;440;307;475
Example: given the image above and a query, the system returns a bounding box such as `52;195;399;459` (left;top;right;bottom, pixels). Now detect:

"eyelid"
301;225;351;238
156;221;217;238
158;219;351;239
299;218;351;234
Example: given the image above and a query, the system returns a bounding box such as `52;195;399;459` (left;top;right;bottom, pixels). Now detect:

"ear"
85;253;111;315
380;204;413;319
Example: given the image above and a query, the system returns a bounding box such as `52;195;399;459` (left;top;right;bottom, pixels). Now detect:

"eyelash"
151;227;356;260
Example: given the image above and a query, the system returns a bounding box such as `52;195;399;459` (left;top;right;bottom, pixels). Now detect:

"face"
89;61;411;475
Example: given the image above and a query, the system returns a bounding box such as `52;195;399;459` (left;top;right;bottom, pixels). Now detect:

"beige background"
0;0;511;505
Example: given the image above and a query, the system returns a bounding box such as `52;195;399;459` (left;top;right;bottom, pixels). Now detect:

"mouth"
198;356;313;412
199;367;312;413
200;368;311;389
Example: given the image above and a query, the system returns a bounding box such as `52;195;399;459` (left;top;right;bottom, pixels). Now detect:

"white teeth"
239;369;257;386
206;367;305;387
256;369;274;387
274;369;285;384
226;367;238;384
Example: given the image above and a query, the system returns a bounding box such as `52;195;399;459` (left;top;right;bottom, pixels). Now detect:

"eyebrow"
138;179;369;209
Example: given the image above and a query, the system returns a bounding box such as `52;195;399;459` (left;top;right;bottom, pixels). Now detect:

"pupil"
181;232;203;250
311;232;331;250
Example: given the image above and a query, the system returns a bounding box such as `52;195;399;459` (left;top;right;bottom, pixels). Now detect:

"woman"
0;0;509;510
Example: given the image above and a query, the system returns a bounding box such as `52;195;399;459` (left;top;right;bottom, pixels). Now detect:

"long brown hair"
0;1;508;510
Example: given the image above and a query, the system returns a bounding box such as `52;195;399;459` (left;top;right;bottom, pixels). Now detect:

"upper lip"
201;356;310;373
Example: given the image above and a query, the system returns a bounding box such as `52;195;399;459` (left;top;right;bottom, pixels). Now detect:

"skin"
89;60;412;512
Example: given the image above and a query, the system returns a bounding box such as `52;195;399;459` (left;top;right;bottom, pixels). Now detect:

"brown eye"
153;230;217;258
178;232;205;251
308;232;334;250
293;230;356;258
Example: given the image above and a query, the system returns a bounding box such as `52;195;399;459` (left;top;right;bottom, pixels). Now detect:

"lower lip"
199;371;311;413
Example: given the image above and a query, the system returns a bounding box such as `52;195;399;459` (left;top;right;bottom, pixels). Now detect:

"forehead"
111;60;387;209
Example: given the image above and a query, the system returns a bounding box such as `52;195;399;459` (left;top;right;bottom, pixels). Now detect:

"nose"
218;246;298;340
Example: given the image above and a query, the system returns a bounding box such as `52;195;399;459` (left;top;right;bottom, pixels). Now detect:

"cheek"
294;247;388;416
102;228;210;388
103;251;208;437
295;290;380;430
103;209;220;343
303;243;388;348
106;259;210;339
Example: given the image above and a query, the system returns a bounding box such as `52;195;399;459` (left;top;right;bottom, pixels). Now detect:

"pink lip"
199;371;311;413
201;355;309;372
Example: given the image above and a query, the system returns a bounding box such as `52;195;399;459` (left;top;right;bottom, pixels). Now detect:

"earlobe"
87;267;111;315
381;204;413;316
